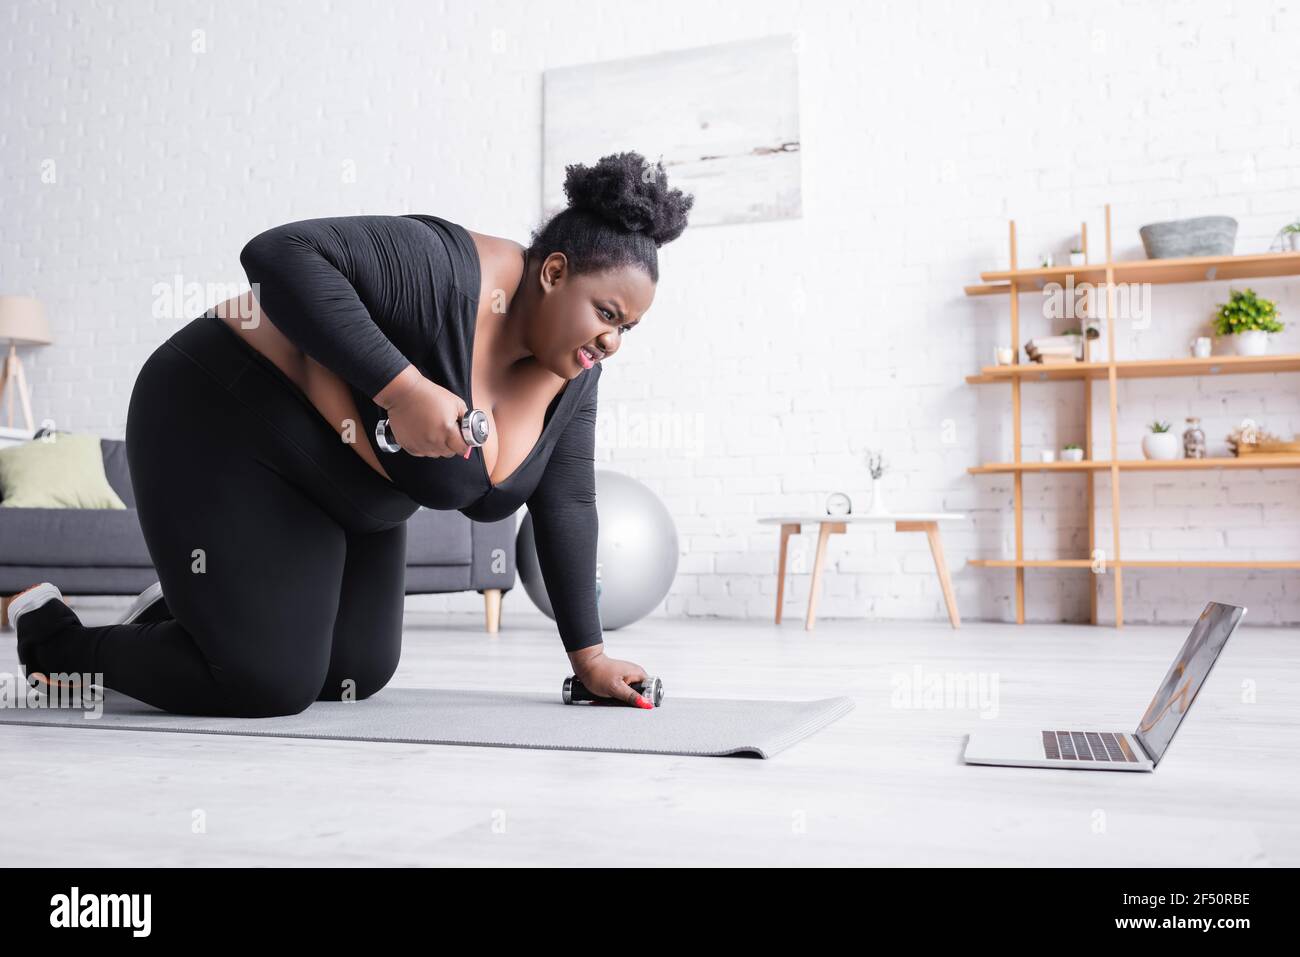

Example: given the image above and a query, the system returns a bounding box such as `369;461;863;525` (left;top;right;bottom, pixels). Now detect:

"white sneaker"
8;582;65;630
7;583;102;704
117;580;165;625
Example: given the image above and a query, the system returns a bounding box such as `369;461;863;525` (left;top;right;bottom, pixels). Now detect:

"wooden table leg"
805;521;845;631
0;348;13;430
775;523;799;624
897;520;960;629
482;588;502;634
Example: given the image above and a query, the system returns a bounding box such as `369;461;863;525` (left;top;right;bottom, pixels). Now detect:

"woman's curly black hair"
525;151;695;284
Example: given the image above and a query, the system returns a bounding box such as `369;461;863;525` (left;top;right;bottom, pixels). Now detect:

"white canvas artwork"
542;35;803;228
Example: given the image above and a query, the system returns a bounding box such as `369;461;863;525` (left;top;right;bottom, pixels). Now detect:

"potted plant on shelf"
1061;443;1084;462
1213;287;1284;356
1283;219;1300;252
1069;244;1086;266
1142;421;1180;460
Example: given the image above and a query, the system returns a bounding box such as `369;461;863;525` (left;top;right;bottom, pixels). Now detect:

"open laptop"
963;601;1245;772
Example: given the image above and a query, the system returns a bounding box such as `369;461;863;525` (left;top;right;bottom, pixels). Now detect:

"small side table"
758;513;965;631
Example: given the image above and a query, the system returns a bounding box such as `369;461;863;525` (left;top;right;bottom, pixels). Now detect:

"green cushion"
0;433;128;509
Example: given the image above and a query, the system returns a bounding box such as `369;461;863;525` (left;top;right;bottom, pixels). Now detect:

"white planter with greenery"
1214;288;1283;358
1142;422;1180;460
1284;221;1300;251
1234;329;1269;356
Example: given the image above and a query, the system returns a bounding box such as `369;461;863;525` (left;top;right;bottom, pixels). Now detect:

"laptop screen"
1135;602;1244;765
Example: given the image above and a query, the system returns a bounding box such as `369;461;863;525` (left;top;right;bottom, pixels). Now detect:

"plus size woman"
8;151;694;718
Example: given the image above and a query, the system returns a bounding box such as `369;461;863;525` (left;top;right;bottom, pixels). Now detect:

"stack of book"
1024;336;1079;364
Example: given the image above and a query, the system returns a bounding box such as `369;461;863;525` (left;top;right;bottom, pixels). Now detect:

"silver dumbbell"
375;409;490;454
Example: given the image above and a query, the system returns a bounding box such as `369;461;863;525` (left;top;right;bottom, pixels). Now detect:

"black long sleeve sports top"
239;213;603;653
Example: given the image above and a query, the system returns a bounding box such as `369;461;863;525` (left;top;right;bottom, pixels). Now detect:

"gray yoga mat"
0;686;855;759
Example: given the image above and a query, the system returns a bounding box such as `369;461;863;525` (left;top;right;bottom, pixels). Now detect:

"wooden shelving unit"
965;203;1300;627
969;455;1300;474
967;249;1300;296
966;353;1300;383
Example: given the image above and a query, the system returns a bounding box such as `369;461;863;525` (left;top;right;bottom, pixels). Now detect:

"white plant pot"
1061;448;1084;462
1069;251;1086;266
1233;329;1270;356
1142;431;1181;460
1288;232;1300;252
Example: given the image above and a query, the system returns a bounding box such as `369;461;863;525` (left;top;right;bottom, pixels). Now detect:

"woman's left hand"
569;646;654;708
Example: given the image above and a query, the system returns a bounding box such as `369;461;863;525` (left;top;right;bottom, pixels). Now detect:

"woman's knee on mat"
215;658;331;718
315;655;399;702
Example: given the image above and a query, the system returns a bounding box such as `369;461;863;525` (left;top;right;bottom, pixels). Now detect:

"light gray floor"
2;606;1295;866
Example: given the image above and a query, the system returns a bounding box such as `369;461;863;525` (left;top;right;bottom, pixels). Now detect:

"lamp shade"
0;296;53;346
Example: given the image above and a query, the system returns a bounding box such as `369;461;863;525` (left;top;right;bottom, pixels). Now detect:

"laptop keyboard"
1042;730;1141;763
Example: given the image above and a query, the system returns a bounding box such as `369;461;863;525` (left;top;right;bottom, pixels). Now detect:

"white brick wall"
4;0;1298;624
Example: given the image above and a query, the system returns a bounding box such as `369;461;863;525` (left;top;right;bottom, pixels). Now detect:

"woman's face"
527;252;656;378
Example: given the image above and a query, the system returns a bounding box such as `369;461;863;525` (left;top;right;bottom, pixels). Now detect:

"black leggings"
58;314;421;717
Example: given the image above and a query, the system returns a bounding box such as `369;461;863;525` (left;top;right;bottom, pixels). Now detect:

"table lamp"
0;295;53;432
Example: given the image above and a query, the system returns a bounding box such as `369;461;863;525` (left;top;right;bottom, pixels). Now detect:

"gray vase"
1139;216;1237;259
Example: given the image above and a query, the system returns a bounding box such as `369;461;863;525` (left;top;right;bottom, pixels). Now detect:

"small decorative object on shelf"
1040;449;1056;463
1024;335;1079;364
1226;418;1297;456
1228;417;1261;456
1189;335;1212;358
1270;217;1300;252
1061;443;1084;462
865;449;889;515
825;491;852;516
1039;252;1055;268
1139;215;1237;258
1183;418;1206;459
1068;244;1085;266
1214;288;1283;357
1142;420;1180;460
993;344;1014;365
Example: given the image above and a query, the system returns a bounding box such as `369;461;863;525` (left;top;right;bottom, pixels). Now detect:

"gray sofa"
0;437;516;631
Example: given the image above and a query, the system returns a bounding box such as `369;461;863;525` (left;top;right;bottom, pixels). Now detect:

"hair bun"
562;151;694;247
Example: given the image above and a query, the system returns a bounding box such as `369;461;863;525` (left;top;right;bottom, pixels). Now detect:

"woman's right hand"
373;365;472;459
